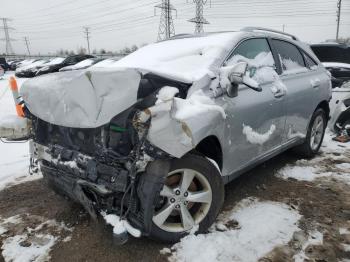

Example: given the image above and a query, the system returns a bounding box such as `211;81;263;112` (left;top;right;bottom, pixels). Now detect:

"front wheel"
149;154;224;243
294;108;327;158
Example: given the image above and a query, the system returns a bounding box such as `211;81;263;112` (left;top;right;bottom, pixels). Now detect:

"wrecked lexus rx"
0;28;332;243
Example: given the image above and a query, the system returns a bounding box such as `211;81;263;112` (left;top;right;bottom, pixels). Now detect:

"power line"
83;27;91;54
0;18;15;55
188;0;210;34
155;0;177;40
24;36;31;55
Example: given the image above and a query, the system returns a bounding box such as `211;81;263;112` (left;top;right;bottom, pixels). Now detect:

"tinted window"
272;40;306;72
311;45;350;64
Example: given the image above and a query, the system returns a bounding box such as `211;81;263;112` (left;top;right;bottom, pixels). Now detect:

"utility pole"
282;24;285;32
336;0;342;41
24;37;31;55
0;18;15;55
189;0;210;34
83;27;91;54
155;0;177;41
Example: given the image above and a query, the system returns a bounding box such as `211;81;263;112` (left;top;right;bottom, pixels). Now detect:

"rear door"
221;38;286;175
270;39;328;141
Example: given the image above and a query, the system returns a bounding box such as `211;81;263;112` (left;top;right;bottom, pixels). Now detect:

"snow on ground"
162;197;301;262
0;72;41;191
0;214;72;262
277;131;350;184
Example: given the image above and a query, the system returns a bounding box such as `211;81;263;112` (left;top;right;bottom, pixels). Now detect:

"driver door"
220;38;287;175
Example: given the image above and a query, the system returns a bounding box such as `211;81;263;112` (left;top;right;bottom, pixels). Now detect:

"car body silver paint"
19;31;332;180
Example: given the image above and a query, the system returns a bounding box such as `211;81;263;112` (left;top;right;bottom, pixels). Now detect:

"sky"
0;0;350;55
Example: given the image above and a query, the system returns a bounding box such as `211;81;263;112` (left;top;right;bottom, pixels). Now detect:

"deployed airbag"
20;68;141;128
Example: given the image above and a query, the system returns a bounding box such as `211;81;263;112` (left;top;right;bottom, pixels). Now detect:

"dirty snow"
0;72;41;191
102;213;141;238
293;231;323;262
163;198;301;262
277;131;350;184
242;124;276;145
0;214;73;262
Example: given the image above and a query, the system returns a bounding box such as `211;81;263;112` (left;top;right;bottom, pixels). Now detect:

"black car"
36;54;96;76
311;43;350;87
0;57;10;71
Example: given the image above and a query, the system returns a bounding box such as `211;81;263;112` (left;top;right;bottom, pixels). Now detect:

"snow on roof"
71;58;95;69
45;57;64;66
92;32;243;83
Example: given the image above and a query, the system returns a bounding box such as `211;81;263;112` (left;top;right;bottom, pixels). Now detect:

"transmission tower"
155;0;177;41
336;0;342;41
83;27;91;54
189;0;210;34
24;37;31;55
0;18;15;55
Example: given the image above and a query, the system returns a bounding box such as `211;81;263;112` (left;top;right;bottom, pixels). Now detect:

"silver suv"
2;27;331;243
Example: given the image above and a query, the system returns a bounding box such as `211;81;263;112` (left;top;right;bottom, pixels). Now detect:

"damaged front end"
19;70;198;242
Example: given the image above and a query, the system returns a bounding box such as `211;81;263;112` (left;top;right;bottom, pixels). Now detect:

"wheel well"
195;136;223;171
316;100;330;120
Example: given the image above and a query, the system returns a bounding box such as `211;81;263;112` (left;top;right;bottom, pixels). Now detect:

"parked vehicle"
15;59;50;78
8;59;24;71
311;43;350;134
1;28;332;243
36;55;95;76
0;65;4;78
0;57;10;71
16;59;41;69
59;57;103;72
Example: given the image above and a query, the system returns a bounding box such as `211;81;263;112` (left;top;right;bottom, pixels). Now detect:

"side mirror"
228;62;262;93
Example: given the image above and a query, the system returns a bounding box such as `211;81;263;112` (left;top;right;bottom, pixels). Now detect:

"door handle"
274;90;285;98
311;79;321;88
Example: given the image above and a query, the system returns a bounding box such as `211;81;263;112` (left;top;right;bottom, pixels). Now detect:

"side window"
272;40;306;73
226;38;275;67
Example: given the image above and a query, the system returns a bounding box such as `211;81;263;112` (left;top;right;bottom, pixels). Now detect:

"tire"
294;108;327;158
148;154;224;243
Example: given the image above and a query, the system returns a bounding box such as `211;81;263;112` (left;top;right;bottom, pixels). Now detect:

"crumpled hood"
20;68;141;128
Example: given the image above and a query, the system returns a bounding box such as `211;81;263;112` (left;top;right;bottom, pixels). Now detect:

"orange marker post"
9;76;25;117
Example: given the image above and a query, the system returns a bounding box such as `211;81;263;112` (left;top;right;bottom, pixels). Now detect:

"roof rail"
241;27;299;41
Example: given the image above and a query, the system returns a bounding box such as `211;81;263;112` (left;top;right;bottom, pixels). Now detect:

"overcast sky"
1;0;350;55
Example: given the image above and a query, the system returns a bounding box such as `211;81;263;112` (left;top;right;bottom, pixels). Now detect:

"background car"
36;54;96;76
59;57;104;72
0;57;10;71
311;43;350;134
311;43;350;88
15;59;50;78
8;59;25;71
0;65;4;78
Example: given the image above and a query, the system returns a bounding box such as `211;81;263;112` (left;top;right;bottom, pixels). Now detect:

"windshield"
93;32;241;82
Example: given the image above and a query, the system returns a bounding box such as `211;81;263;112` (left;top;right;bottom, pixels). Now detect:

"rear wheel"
294;108;327;158
149;154;224;243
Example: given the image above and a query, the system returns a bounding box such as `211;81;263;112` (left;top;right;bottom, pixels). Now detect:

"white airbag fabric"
20;68;141;128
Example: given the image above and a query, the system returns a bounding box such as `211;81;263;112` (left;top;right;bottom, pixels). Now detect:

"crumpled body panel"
20;68;141;128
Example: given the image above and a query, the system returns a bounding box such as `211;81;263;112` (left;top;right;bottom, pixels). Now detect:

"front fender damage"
138;86;226;158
